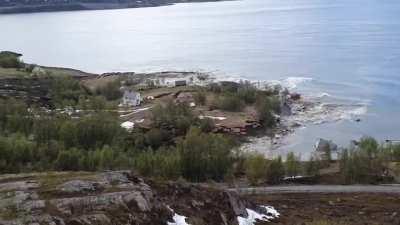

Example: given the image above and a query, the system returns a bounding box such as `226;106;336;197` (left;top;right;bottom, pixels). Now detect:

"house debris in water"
122;90;141;106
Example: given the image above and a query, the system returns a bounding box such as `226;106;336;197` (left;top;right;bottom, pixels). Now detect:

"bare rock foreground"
0;171;273;225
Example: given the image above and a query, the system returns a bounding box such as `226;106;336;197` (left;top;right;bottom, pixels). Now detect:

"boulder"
290;93;301;101
225;191;247;217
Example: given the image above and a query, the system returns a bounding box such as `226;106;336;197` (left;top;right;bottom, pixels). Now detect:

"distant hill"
0;0;224;14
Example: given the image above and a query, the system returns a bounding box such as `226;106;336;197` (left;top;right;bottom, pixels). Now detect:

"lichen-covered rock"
57;180;100;194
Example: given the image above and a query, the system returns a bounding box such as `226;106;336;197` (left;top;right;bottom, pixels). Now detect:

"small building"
122;90;141;106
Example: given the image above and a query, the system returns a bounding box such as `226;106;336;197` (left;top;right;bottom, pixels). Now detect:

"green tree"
244;153;268;185
286;152;301;177
266;156;285;184
179;127;233;182
55;148;83;171
95;80;122;101
59;121;78;149
255;97;278;127
194;91;207;105
304;155;321;176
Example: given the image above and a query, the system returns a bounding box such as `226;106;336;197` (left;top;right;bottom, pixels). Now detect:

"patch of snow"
262;206;280;218
135;119;144;123
167;213;190;225
120;107;152;118
283;176;304;180
132;107;151;114
121;121;134;130
167;206;190;225
199;115;227;121
237;206;280;225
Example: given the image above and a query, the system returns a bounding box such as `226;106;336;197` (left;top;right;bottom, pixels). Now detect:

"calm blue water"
1;0;400;155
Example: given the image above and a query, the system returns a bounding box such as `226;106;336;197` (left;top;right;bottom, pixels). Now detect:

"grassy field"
0;67;30;78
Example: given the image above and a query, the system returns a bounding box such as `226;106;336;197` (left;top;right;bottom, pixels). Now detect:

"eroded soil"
249;193;400;225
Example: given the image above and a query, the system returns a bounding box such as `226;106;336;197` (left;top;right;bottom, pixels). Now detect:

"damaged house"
122;90;141;106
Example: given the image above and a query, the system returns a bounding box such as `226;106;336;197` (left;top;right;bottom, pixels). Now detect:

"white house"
122;90;141;106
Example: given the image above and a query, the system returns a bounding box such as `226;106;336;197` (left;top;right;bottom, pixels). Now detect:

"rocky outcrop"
0;171;264;225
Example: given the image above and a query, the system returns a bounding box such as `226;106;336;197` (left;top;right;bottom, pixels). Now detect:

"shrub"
198;118;215;133
134;147;181;179
145;128;169;149
194;91;207;105
215;95;245;112
55;148;83;171
95;80;122;101
244;153;268;185
285;152;301;177
0;51;22;68
255;97;277;127
179;127;234;182
49;75;86;107
151;101;197;135
266;156;285;184
339;137;387;184
304;155;321;176
237;81;258;104
392;144;400;161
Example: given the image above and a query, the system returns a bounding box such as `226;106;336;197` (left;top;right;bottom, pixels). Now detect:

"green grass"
0;205;18;220
0;67;29;78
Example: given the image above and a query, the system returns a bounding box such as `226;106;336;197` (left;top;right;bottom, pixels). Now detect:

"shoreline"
3;60;367;158
0;0;227;14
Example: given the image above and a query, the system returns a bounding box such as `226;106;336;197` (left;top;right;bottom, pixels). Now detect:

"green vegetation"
304;155;322;176
0;51;22;68
243;153;286;185
193;90;207;105
213;94;245;112
255;96;280;127
179;127;234;182
94;79;122;101
49;75;88;107
151;100;198;135
244;153;268;185
339;137;400;184
0;90;236;182
285;152;301;177
206;81;280;128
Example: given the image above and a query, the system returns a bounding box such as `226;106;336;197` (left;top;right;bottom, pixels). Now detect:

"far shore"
0;0;227;14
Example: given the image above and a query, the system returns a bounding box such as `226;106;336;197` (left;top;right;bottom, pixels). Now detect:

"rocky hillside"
0;171;279;225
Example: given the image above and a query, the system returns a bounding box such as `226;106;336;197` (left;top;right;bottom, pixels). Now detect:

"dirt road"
232;185;400;195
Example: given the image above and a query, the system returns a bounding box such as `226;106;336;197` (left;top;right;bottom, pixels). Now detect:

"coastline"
0;0;227;14
78;68;366;156
1;59;367;158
